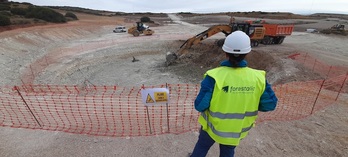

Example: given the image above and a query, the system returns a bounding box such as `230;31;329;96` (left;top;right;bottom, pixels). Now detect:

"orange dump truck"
261;24;294;44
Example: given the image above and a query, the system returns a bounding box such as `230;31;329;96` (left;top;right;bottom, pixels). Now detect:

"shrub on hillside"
10;7;27;16
0;14;11;26
0;3;10;11
20;2;32;5
178;12;193;14
140;16;151;23
0;10;11;16
65;12;78;20
11;19;32;25
25;6;66;23
260;12;269;14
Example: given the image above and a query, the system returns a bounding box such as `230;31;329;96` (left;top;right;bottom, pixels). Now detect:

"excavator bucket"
165;52;177;66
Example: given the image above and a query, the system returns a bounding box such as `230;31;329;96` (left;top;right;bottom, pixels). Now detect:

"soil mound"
170;40;323;85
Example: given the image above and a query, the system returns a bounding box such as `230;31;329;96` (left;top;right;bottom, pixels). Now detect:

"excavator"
321;24;346;35
128;22;155;36
165;21;294;65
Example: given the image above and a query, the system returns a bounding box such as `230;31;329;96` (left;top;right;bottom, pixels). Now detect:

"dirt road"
1;13;348;157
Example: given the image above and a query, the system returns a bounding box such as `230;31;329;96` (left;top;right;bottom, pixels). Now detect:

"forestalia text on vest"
222;85;256;93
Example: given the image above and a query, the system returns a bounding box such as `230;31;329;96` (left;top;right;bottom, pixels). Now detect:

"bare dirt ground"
1;12;348;157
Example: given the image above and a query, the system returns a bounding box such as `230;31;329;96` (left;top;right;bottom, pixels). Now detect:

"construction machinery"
321;24;346;35
127;22;154;36
331;24;345;31
165;21;294;65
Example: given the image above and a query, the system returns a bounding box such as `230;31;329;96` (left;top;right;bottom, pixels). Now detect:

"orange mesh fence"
1;53;347;137
258;78;347;122
0;84;201;137
288;52;348;103
1;77;347;137
288;52;347;78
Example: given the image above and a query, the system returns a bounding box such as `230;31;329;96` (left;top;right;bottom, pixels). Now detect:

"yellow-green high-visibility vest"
198;66;266;146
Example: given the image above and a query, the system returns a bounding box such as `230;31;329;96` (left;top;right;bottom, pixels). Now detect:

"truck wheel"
262;36;270;45
251;40;259;47
278;37;285;44
269;37;274;45
273;37;284;44
273;37;280;44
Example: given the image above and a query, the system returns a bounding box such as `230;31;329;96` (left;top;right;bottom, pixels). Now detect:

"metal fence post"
166;83;170;133
142;84;152;134
335;72;348;101
310;80;325;114
14;86;42;127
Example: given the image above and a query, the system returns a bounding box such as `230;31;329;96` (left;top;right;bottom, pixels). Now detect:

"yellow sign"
141;88;169;105
154;92;168;102
146;94;155;103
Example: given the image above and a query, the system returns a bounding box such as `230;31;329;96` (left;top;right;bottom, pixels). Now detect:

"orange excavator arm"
165;24;233;66
177;24;232;56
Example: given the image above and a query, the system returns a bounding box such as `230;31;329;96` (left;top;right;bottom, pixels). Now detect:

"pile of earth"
168;40;323;85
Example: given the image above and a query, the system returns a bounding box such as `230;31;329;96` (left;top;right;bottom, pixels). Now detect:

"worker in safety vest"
189;31;278;157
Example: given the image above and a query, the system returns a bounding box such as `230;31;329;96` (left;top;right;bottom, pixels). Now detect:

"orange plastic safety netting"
1;53;347;137
0;77;346;137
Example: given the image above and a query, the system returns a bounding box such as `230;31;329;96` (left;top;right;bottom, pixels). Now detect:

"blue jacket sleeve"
194;75;215;112
259;80;278;112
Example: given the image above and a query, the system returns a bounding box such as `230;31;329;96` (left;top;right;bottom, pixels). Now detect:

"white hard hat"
222;31;251;54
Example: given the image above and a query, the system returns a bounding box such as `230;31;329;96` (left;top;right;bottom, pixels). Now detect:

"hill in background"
1;1;348;33
0;1;78;29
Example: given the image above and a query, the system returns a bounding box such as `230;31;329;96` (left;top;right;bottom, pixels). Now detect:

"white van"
113;26;126;33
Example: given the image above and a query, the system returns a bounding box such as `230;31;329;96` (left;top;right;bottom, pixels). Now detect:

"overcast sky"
13;0;348;14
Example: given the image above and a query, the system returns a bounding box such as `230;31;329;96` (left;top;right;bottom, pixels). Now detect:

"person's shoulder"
207;66;226;72
206;66;224;76
247;67;265;72
220;60;232;67
246;67;266;77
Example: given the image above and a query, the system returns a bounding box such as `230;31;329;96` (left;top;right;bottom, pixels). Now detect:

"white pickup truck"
113;26;127;33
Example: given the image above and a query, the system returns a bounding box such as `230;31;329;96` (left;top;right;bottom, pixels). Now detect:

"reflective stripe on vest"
208;110;258;119
201;111;254;138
